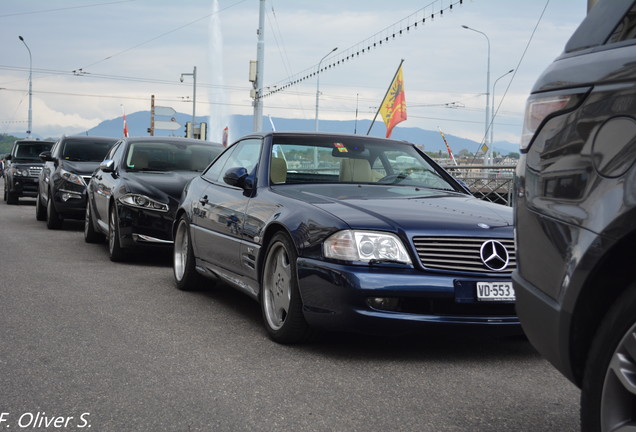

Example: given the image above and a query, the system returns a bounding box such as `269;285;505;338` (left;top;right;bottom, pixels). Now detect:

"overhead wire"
470;0;550;160
0;0;136;18
75;0;249;71
259;0;465;99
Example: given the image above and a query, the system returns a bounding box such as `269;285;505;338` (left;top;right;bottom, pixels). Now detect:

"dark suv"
3;139;54;204
513;1;636;430
36;135;117;229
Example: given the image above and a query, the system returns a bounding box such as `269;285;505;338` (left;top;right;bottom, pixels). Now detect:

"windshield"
270;136;457;191
125;141;222;172
61;140;114;162
13;142;53;160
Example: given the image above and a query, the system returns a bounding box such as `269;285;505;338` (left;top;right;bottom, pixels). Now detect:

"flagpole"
121;104;129;137
366;59;404;136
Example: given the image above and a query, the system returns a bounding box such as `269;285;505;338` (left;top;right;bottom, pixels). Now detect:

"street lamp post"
462;25;491;165
18;36;32;138
314;47;338;132
490;69;514;149
180;66;197;126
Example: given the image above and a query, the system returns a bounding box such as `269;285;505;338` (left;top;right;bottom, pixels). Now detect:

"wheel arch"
172;208;188;239
570;228;636;385
256;222;297;289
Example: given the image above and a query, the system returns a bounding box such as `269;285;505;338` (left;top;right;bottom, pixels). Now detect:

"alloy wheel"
601;321;636;431
262;242;292;331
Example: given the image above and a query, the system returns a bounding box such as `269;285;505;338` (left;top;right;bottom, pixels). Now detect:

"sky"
0;0;587;145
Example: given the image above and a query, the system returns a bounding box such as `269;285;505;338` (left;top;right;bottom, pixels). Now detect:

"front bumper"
297;258;519;334
52;188;88;219
512;270;576;384
117;204;174;249
9;176;39;197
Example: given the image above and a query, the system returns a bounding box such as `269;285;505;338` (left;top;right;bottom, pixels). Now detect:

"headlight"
323;230;412;265
118;193;169;212
60;169;85;186
12;168;28;176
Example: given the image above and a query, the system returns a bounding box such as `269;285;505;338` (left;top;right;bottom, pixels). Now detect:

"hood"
121;171;200;202
275;184;512;235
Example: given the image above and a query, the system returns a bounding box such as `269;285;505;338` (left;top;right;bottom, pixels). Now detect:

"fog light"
61;192;81;202
367;297;400;311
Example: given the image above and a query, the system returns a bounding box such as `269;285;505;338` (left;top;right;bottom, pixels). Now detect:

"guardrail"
443;164;517;207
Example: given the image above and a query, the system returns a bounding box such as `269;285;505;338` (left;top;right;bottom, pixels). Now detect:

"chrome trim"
132;233;173;244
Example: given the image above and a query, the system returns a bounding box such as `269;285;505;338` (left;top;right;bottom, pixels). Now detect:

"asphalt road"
0;185;580;432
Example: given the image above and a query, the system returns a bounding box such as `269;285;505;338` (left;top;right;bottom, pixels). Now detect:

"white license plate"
476;282;515;302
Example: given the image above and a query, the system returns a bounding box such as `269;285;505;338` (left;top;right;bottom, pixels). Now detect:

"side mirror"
5;154;12;161
223;167;248;188
39;151;55;162
99;159;115;173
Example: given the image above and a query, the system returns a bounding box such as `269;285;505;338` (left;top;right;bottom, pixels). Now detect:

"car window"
203;139;262;182
123;141;220;172
109;143;125;167
61;140;114;162
104;142;122;161
608;4;636;43
13;142;53;160
270;136;456;191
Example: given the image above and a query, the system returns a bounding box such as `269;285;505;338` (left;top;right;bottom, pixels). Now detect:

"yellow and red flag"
379;64;407;138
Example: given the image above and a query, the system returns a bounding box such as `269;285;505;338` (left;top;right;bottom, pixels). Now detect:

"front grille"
81;175;92;184
412;236;516;274
28;166;42;177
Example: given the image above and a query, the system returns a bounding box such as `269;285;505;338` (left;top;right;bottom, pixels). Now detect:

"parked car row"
3;131;521;345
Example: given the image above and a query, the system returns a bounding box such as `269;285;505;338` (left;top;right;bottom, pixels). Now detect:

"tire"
3;182;7;202
84;203;104;243
108;205;126;262
260;232;312;344
173;215;207;291
35;193;46;221
581;284;636;432
46;194;63;229
6;185;18;205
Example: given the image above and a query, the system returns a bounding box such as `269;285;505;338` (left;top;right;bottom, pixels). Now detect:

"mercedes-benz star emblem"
479;240;509;271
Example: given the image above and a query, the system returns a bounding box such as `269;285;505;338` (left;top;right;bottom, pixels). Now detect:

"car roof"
59;135;119;143
240;130;412;145
14;139;54;144
121;136;223;146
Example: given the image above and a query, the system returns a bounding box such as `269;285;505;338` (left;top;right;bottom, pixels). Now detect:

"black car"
173;131;517;344
3;139;54;204
513;1;636;430
85;136;224;262
36;135;118;229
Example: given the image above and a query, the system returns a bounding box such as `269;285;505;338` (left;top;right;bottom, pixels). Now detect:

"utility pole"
149;94;155;136
180;67;197;127
18;36;32;138
252;0;265;132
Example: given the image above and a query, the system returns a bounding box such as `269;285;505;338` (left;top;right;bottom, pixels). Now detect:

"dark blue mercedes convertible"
173;132;517;343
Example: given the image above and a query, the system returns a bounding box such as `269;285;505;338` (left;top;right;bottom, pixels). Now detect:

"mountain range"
15;111;521;156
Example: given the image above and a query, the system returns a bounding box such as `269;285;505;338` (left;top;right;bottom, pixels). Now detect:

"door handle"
199;195;209;206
